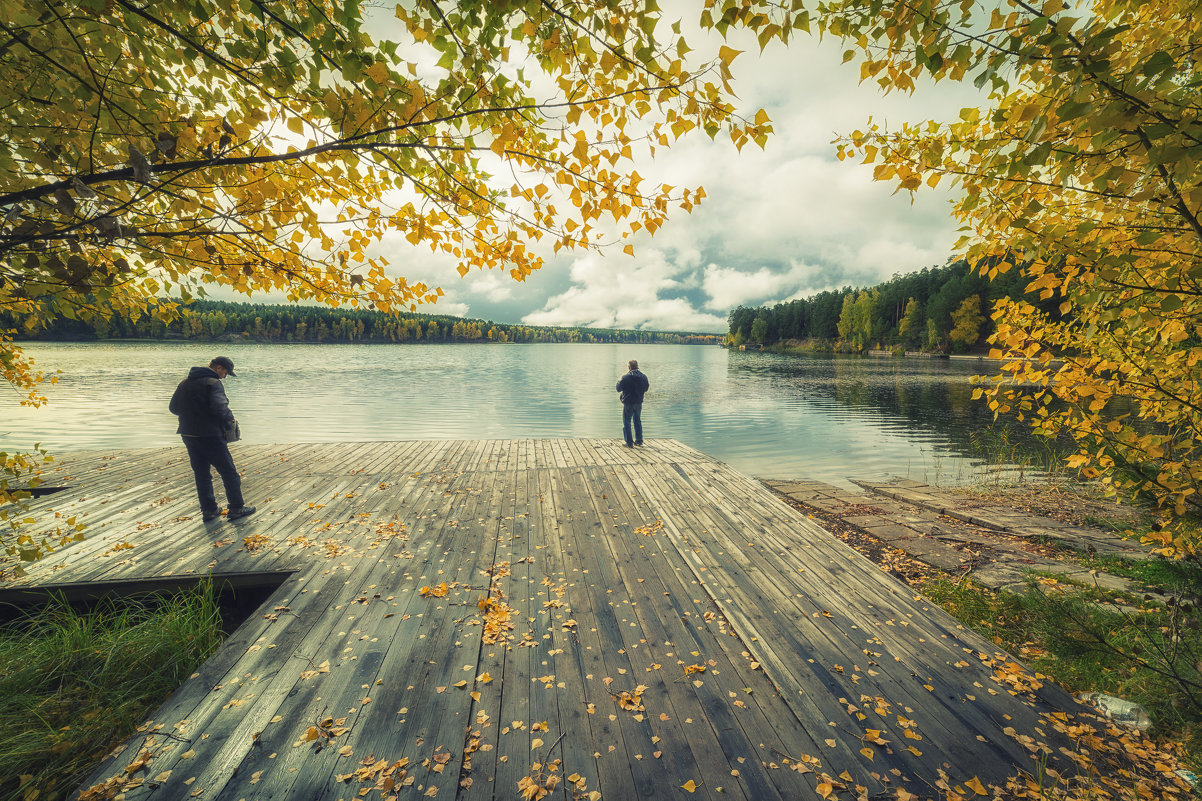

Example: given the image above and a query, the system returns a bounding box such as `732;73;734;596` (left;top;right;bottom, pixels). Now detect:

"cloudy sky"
218;16;987;334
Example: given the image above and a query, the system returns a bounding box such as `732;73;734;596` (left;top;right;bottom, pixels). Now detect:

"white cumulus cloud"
701;262;820;311
523;251;727;332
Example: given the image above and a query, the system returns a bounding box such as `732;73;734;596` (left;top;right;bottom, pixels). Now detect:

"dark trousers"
182;436;244;513
622;402;643;445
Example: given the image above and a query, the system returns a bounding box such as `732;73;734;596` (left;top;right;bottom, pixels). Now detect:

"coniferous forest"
6;299;721;346
727;259;1056;353
8;259;1050;353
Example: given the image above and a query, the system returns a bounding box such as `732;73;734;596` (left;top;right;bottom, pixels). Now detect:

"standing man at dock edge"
616;359;650;447
169;356;255;523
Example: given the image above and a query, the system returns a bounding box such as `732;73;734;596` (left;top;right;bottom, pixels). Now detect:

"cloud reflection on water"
6;342;1039;486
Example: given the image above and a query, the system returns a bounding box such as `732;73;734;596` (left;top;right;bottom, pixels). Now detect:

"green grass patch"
965;428;1073;484
1079;554;1202;593
920;575;1202;771
0;585;224;801
1082;514;1139;533
1023;571;1148;607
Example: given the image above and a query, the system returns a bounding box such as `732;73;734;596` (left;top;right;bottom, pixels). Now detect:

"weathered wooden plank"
582;463;818;800
617;461;897;789
155;461;476;801
637;459;1046;786
555;465;752;801
597;461;821;798
524;470;607;801
91;538;398;801
528;465;644;801
485;466;571;800
299;467;504;801
12;477;200;586
455;462;521;801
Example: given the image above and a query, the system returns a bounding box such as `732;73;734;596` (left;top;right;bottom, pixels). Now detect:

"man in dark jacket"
615;359;650;447
169;356;255;523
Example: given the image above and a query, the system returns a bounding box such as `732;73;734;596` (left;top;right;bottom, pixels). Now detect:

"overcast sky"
215;17;986;333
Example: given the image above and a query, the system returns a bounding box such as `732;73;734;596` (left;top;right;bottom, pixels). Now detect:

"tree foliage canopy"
739;0;1201;552
0;0;766;566
949;295;983;348
0;0;763;372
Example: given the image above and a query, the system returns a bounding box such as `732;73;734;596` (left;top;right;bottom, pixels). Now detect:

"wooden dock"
3;440;1173;800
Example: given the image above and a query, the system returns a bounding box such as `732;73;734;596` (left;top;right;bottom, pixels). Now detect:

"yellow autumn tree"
710;0;1200;556
0;0;770;567
949;295;983;351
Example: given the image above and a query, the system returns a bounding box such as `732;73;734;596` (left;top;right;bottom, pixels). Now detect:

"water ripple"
4;342;1048;485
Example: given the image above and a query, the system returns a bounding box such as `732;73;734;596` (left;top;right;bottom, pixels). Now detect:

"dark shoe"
227;506;256;520
623;442;634;447
202;510;221;523
634;441;644;446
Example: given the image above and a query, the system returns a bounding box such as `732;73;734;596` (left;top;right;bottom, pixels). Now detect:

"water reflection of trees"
733;353;1076;468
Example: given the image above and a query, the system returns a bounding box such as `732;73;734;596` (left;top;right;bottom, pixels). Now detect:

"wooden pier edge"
1;439;1175;801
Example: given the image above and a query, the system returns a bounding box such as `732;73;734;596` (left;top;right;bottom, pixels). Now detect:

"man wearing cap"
169;356;255;523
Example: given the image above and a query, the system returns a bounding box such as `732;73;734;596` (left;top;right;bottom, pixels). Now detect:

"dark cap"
210;356;236;376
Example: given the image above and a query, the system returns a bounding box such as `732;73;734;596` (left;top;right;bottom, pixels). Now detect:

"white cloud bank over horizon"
205;20;984;334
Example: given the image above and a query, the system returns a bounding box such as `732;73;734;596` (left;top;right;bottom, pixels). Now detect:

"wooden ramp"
2;440;1152;800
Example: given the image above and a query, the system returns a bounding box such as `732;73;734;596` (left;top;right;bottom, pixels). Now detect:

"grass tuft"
921;574;1202;772
0;585;223;801
1081;554;1202;591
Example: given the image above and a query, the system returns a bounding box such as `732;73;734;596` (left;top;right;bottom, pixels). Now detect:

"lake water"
3;342;1047;485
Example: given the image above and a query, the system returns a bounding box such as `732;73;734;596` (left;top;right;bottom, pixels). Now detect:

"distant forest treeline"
8;299;722;346
727;258;1056;353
